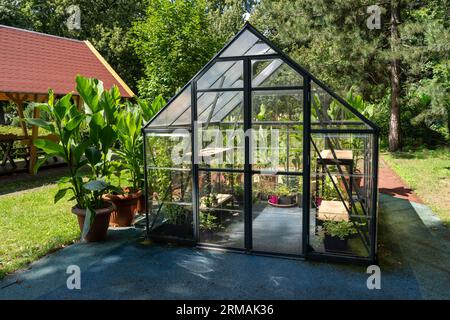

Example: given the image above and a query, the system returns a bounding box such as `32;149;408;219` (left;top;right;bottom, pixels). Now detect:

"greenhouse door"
191;29;311;257
247;58;310;257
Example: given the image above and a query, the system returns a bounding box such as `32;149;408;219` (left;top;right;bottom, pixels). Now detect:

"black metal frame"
142;22;379;265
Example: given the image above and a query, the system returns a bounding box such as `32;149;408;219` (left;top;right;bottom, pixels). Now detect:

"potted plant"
135;96;165;213
104;107;143;227
199;211;221;240
322;220;361;252
276;185;297;205
154;203;193;239
27;76;121;242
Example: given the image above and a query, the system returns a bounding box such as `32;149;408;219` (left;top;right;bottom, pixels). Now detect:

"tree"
130;0;225;101
251;0;450;148
207;0;255;42
388;0;402;151
251;0;388;102
399;0;450;143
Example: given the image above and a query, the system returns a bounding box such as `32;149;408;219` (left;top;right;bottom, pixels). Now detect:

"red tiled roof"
0;25;134;98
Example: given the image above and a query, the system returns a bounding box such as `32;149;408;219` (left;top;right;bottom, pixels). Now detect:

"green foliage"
138;95;166;123
276;185;296;197
130;0;224;100
199;211;221;231
114;105;143;191
206;0;248;43
0;173;79;280
323;220;362;240
25;76;123;238
0;125;24;136
383;148;450;226
321;177;341;201
163;203;190;225
251;0;450;147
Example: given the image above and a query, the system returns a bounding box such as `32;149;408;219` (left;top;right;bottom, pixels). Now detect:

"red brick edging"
378;159;423;203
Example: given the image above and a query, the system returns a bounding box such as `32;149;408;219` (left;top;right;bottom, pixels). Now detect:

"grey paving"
0;194;448;300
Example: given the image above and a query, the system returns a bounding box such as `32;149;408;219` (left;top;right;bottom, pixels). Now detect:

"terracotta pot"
72;201;115;242
103;188;142;227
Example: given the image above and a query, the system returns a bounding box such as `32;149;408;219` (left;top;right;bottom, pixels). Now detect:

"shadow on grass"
0;166;89;196
379;186;416;199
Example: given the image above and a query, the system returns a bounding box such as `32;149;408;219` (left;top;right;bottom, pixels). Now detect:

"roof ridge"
0;24;84;43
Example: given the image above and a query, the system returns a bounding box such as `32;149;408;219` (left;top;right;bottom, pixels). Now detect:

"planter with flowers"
268;185;298;207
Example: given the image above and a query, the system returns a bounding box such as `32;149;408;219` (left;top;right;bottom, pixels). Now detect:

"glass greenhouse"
142;23;379;264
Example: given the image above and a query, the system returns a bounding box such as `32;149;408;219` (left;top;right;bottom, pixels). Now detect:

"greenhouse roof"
144;22;378;131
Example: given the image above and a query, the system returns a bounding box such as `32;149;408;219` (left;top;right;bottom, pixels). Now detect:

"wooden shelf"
317;200;349;222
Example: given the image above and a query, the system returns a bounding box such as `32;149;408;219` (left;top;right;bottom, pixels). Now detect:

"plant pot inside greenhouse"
324;235;348;252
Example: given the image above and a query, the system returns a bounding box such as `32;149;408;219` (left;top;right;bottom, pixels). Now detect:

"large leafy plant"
114;106;143;192
26;76;121;238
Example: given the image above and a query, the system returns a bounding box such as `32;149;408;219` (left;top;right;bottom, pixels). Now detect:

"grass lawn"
0;168;79;279
382;147;450;227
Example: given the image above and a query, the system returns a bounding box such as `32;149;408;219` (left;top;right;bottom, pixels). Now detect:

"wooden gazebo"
0;24;134;173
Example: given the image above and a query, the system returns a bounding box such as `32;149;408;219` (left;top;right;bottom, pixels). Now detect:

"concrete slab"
0;194;448;300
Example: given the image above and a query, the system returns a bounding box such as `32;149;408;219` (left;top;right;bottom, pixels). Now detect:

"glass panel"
197;61;243;90
309;133;374;258
251;124;302;173
252;59;303;87
311;81;370;129
220;30;275;57
147;169;193;240
196;93;244;170
145;131;193;240
197;91;243;123
252;174;304;255
252;91;303;122
148;85;191;128
198;171;245;248
146;132;191;169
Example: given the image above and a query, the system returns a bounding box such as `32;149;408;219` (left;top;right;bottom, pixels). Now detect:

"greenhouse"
142;23;379;264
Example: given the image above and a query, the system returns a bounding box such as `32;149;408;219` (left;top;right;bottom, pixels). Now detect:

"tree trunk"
447;107;450;136
389;0;401;152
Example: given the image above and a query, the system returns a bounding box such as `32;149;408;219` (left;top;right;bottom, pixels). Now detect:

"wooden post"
7;93;28;138
29;104;40;174
76;95;83;111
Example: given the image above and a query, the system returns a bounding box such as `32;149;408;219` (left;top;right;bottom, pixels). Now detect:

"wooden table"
0;135;27;168
317;200;350;222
